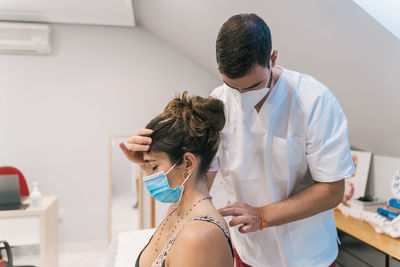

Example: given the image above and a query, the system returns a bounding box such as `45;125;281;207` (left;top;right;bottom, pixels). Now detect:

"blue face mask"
143;163;192;204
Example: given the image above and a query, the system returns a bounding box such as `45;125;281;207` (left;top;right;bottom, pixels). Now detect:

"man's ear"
183;152;197;175
270;49;278;68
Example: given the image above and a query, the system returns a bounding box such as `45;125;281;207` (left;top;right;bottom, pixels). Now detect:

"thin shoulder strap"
191;215;231;238
151;215;234;267
191;215;235;259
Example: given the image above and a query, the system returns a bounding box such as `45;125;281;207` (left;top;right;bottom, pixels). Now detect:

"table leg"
40;198;58;267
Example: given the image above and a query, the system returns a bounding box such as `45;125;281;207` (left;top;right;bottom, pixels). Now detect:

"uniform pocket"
270;135;305;181
287;136;305;175
270;136;289;183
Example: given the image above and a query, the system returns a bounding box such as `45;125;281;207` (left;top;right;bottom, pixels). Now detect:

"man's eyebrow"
223;80;264;90
143;159;156;163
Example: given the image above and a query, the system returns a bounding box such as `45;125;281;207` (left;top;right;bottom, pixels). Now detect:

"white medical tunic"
210;67;354;267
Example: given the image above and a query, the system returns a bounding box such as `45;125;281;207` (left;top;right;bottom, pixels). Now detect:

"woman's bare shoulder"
167;219;233;267
180;218;227;241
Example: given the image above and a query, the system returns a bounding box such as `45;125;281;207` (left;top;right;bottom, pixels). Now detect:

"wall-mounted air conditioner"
0;22;51;55
0;0;135;27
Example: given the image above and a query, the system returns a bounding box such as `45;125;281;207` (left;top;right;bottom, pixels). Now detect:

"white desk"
0;196;58;267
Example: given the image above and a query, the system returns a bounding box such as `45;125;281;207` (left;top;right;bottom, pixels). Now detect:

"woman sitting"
120;91;234;267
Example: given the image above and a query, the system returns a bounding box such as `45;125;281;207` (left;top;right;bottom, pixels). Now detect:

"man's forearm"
260;179;344;227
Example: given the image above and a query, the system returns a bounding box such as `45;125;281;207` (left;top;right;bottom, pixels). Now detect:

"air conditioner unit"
0;22;51;55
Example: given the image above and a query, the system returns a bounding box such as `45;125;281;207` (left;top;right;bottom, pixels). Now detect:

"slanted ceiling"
0;0;135;26
133;0;400;158
352;0;400;40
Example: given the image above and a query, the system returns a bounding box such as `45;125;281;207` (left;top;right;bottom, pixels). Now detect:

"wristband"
256;206;267;230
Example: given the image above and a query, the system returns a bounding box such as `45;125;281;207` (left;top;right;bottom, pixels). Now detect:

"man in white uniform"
209;14;354;267
121;14;354;267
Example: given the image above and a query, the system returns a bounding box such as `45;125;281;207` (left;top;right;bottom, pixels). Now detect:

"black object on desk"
0;174;29;211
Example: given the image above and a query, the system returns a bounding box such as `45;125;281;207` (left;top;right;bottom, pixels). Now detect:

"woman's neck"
175;177;211;217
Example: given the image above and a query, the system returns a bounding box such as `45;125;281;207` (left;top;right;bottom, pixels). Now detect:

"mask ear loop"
165;163;177;175
176;171;192;204
181;171;192;186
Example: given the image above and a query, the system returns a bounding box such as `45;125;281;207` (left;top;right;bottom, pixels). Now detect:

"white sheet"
113;228;156;267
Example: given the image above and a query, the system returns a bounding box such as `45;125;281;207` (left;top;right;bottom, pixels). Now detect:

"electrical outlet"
58;208;65;223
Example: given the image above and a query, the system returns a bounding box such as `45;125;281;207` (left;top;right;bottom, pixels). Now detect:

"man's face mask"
239;68;273;111
143;163;192;204
240;87;270;111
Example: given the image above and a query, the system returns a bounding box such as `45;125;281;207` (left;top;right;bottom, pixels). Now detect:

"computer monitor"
0;174;29;210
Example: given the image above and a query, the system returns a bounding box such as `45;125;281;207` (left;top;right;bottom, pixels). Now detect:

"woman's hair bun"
146;91;225;176
163;91;225;140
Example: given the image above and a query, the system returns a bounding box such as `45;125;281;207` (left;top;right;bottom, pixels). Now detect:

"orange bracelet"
256;206;267;230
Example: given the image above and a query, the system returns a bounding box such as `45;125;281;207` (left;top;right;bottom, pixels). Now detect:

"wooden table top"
0;195;57;218
334;209;400;260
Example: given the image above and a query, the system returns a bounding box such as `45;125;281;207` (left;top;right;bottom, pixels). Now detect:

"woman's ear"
182;152;197;175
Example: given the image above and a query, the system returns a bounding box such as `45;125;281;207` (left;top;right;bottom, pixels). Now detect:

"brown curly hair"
146;91;225;176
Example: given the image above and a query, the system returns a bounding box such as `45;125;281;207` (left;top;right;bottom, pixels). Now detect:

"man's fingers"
229;216;247;227
126;143;150;152
133;129;153;136
129;129;153;144
230;217;253;233
119;142;129;156
238;225;250;233
128;135;152;146
218;207;243;217
218;202;243;212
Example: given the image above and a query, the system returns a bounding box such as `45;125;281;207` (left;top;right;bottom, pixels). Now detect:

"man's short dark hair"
216;14;272;79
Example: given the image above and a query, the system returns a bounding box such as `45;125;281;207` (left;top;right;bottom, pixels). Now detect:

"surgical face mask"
240;87;270;111
237;68;273;111
143;163;192;204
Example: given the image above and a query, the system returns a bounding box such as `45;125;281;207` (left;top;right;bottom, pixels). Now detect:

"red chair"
0;168;35;267
0;241;13;267
0;166;30;197
0;240;34;267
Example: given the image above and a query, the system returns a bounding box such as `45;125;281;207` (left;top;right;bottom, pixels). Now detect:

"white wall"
133;0;400;159
0;24;219;243
111;137;136;195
